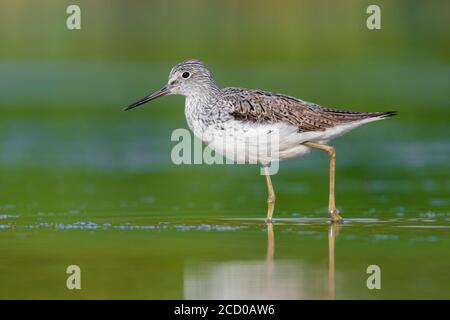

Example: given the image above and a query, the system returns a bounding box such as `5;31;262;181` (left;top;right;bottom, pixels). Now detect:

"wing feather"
223;88;392;132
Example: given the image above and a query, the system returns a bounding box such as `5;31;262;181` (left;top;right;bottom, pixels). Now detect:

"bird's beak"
123;84;170;111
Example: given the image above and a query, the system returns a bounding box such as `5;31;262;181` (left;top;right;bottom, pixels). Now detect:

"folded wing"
223;87;395;132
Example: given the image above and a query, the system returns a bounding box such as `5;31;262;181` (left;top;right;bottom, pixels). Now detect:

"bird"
123;59;396;223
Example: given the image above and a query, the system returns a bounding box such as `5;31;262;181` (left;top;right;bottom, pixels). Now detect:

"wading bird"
124;60;395;223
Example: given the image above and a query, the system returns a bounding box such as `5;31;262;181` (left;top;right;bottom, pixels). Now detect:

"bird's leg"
263;166;276;223
304;142;343;223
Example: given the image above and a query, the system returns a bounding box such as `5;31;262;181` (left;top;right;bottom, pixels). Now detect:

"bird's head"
123;59;218;111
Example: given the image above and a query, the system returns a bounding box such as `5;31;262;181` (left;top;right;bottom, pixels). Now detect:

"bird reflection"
184;221;341;299
328;222;341;300
265;222;340;300
265;223;275;295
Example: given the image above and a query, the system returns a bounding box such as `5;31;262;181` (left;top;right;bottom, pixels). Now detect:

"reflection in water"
265;223;275;296
328;223;340;300
184;222;340;299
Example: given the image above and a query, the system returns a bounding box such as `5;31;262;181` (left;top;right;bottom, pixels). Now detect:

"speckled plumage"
124;59;396;222
175;60;395;163
223;87;395;132
125;59;395;163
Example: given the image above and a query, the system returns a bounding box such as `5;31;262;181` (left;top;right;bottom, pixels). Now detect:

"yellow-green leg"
263;166;276;222
304;141;343;223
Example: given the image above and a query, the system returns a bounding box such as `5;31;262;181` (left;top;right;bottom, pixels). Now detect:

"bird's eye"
182;72;190;79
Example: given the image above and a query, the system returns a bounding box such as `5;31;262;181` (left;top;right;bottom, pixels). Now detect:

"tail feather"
375;111;397;119
321;108;398;122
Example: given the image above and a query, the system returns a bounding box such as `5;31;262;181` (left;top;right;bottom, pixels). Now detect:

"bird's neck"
184;87;225;139
188;82;221;100
186;84;221;109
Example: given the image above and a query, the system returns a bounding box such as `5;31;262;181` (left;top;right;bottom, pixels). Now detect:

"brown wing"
223;88;395;132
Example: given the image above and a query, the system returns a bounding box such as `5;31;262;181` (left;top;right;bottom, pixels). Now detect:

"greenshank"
124;59;396;223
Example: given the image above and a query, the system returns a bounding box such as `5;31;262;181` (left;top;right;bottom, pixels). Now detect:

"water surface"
0;107;448;299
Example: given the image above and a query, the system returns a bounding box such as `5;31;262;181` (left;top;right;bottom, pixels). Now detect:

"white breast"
184;96;206;138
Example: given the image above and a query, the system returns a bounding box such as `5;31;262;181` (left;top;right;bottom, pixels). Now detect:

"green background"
0;0;449;299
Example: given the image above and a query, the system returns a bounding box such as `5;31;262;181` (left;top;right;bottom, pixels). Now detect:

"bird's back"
221;87;395;133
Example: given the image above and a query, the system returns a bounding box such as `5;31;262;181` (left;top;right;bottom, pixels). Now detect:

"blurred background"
0;0;448;299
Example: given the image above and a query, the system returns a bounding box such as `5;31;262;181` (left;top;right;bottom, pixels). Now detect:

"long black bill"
123;85;170;111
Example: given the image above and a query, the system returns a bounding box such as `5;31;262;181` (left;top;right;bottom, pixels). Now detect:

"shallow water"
0;215;449;299
0;49;449;299
0;111;449;299
0;0;449;300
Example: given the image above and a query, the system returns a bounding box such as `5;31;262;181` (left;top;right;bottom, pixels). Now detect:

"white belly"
199;118;378;165
200;121;308;165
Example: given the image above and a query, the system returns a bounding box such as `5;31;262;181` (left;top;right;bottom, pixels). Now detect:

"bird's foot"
329;208;343;224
